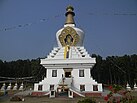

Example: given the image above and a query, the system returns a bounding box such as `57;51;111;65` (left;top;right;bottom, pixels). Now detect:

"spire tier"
65;6;75;24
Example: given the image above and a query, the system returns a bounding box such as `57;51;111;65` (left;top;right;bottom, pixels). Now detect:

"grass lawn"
0;96;90;103
0;93;106;103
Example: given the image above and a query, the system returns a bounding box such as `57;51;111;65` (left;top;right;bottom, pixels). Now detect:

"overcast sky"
0;0;137;61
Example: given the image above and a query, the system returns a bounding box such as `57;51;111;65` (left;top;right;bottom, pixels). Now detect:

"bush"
132;99;137;103
0;91;8;96
77;98;96;103
120;99;137;103
0;92;4;96
10;96;22;101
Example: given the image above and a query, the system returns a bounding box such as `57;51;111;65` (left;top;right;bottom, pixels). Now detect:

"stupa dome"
56;6;84;47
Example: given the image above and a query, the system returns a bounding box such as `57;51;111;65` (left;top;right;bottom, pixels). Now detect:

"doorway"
63;68;72;78
57;87;69;97
65;72;71;78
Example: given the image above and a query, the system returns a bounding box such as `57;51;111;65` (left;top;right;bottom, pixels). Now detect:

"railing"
70;86;80;92
54;78;63;91
70;86;85;97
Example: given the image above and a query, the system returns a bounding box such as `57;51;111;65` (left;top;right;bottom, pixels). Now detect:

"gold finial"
65;5;75;24
66;5;74;11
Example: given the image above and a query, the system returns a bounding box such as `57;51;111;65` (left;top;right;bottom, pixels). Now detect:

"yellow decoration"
64;45;70;59
59;26;79;47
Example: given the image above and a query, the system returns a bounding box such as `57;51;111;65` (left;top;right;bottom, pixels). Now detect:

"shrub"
0;92;4;96
10;96;22;101
77;98;96;103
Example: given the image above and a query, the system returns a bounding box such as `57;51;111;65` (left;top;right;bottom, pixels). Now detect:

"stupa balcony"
40;58;96;68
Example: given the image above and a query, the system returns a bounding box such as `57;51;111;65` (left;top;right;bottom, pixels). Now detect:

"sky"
0;0;137;61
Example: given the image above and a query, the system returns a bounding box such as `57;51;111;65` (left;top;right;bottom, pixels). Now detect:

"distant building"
33;6;102;98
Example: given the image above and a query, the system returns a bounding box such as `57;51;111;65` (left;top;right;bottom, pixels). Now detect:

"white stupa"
7;83;12;90
126;82;131;91
1;83;6;91
19;82;24;90
134;83;137;91
13;83;18;90
33;6;102;98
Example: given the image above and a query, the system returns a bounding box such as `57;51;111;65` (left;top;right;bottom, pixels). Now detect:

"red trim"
31;92;48;96
31;91;102;98
85;92;102;97
73;92;81;97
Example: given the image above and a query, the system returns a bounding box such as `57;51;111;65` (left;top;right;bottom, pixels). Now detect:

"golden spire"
65;5;75;24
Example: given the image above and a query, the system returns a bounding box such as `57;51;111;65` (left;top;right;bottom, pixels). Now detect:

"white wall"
34;69;64;91
34;68;102;92
71;68;102;92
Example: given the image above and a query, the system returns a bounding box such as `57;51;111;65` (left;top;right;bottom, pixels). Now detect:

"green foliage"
10;96;22;101
91;54;137;87
112;84;122;92
77;98;96;103
0;91;4;96
119;93;137;103
0;58;45;82
132;99;137;103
